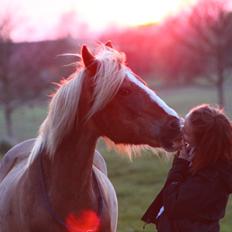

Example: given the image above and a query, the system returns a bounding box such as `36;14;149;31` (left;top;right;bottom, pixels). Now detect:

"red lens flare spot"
66;210;100;232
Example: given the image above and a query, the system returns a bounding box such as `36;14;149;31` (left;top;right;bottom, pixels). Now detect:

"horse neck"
42;125;99;211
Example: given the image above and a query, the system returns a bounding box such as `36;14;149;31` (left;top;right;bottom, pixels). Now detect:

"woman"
142;104;232;232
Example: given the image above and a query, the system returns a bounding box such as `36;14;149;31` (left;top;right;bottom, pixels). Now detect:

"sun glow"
1;0;196;41
75;0;195;29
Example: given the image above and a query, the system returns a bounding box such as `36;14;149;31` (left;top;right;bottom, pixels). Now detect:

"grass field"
0;84;232;231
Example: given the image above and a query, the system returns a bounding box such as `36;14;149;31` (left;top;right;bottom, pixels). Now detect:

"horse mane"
28;45;132;164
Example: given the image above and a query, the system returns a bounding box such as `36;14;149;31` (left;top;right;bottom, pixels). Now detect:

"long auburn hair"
188;104;232;174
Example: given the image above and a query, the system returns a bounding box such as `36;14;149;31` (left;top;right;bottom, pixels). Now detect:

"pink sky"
1;0;196;42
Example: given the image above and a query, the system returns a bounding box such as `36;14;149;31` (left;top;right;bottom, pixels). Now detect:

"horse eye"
118;88;131;96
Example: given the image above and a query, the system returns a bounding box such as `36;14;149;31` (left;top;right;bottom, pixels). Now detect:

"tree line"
0;0;232;142
101;0;232;107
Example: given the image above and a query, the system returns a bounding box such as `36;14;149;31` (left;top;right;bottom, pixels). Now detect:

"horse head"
81;43;181;152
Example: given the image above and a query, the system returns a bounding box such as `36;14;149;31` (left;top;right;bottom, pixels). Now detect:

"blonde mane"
28;45;129;164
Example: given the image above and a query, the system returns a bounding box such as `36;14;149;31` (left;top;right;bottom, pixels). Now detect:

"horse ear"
105;41;113;48
82;45;95;67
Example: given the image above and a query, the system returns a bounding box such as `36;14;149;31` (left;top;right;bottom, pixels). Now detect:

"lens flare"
66;210;100;232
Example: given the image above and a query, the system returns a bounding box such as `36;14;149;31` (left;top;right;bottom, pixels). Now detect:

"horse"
0;42;181;232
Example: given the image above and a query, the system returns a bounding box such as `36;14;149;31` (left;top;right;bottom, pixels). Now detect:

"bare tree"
0;11;76;142
166;0;232;106
0;13;16;140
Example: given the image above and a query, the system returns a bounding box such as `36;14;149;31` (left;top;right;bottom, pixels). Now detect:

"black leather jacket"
141;157;232;232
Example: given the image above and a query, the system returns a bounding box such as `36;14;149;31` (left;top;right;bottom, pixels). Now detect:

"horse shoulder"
0;138;35;182
93;150;108;176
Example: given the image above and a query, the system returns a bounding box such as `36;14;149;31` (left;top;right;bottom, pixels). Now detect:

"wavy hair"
187;104;232;173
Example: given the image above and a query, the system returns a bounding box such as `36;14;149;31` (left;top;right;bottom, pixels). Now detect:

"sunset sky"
1;0;197;42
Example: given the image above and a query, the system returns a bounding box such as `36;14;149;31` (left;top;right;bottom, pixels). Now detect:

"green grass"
0;105;47;141
0;85;232;231
156;85;232;117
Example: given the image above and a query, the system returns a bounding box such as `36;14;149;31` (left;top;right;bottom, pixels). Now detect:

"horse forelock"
86;46;127;120
28;45;129;164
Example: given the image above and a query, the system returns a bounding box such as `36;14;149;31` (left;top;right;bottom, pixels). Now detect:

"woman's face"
182;117;195;147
